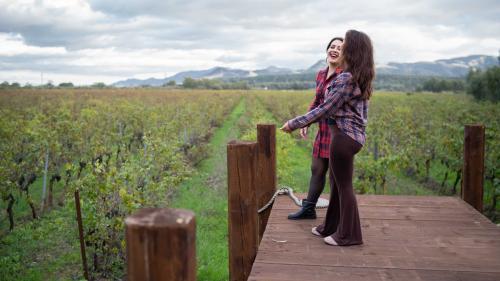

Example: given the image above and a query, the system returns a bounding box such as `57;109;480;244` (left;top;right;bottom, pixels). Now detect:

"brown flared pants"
317;124;363;246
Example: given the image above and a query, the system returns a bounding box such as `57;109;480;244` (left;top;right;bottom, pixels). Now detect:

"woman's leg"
288;156;329;220
316;136;340;235
306;157;329;203
320;125;363;245
316;166;340;235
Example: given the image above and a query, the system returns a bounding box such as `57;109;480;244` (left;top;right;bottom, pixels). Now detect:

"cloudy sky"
0;0;499;85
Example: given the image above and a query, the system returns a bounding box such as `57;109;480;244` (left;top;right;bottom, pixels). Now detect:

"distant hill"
113;67;251;87
254;66;297;76
376;55;497;77
113;66;294;87
112;55;498;87
304;60;327;73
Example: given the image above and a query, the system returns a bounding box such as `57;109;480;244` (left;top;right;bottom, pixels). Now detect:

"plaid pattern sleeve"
308;69;326;111
288;73;358;130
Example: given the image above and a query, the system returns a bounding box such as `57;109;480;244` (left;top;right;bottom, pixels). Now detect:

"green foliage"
90;82;107;88
0;81;22;89
240;94;311;189
0;203;81;280
467;66;500;102
1;88;499;280
58;82;74;88
417;77;465;92
255;90;499;213
182;77;249;89
171;98;246;281
165;80;176;86
232;73;458;91
467;67;500;101
0;89;241;279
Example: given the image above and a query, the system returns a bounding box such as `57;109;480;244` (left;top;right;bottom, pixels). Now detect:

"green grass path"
170;97;246;281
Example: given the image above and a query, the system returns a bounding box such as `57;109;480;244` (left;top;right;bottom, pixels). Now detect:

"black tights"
306;156;329;203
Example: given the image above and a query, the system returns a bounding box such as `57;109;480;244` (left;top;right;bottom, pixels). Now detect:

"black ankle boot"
287;200;317;220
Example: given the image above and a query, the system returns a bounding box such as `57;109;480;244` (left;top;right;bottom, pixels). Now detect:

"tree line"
466;66;500;102
0;81;109;89
2;64;499;102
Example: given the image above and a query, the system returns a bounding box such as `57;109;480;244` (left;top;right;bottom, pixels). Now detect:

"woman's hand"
280;121;292;133
299;127;308;139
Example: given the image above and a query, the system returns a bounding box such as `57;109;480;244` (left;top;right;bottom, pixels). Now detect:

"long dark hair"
326;37;344;51
341;30;375;99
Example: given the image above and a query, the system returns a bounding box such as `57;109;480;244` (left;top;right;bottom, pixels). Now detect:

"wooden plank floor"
249;194;500;281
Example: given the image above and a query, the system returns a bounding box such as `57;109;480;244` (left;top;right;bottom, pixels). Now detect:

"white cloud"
0;33;67;56
0;0;498;84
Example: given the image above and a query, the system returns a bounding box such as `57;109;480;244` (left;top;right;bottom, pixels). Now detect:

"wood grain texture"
462;124;485;212
228;141;259;281
256;124;277;244
125;208;196;281
249;194;500;281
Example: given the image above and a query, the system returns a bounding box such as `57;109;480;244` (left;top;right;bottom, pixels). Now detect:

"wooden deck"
249;194;500;281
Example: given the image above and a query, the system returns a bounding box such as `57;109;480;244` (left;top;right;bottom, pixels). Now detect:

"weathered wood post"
125;208;196;281
461;124;485;212
256;124;276;243
227;141;259;281
74;189;89;280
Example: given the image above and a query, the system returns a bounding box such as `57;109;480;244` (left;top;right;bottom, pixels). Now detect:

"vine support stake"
125;208;196;281
462;124;485;212
41;148;49;212
256;124;276;243
227;140;258;281
74;189;89;280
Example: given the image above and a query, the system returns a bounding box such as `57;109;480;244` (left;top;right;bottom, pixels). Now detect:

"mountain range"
112;55;498;87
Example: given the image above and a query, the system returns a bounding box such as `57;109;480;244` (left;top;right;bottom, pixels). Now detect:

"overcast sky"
0;0;499;85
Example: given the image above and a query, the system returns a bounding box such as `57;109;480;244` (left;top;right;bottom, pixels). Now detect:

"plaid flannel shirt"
288;72;368;146
309;67;342;158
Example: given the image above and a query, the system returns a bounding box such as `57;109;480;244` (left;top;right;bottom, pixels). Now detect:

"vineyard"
0;89;499;280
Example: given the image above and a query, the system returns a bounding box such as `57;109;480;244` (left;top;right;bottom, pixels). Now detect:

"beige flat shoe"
324;236;339;246
311;227;321;236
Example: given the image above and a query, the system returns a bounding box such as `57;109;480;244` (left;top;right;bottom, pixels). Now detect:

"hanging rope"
257;186;329;214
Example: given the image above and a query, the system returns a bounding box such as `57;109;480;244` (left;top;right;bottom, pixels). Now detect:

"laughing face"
326;39;343;65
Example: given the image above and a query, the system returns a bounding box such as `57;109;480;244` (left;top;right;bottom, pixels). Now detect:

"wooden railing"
227;124;276;281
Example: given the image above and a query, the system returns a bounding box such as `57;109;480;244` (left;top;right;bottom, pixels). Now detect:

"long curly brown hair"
340;30;375;100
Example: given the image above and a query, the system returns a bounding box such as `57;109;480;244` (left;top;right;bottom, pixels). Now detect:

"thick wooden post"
256;124;276;243
125;208;196;281
227;141;258;281
461;124;485;212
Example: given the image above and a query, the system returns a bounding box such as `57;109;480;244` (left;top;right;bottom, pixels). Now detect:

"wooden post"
74;189;89;280
125;208;196;281
227;141;258;281
256;124;276;243
461;124;485;212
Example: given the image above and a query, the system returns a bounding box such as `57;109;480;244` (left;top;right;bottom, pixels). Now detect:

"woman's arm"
300;72;323;138
285;73;356;131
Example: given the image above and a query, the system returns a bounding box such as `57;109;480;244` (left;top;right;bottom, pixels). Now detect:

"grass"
170;97;246;281
0;177;66;235
0;202;82;281
0;96;249;281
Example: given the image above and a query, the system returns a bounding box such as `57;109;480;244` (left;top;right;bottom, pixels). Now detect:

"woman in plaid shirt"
282;30;374;246
287;36;344;220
